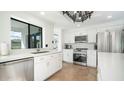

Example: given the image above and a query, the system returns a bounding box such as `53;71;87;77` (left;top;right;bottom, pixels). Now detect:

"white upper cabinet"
63;30;97;44
88;32;97;43
64;33;75;43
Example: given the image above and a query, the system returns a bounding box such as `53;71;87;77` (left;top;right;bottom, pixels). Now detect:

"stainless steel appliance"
0;57;34;81
75;35;88;43
97;31;124;53
73;48;87;66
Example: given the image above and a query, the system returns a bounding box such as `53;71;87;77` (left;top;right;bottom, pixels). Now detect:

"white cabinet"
34;52;62;81
63;49;73;63
34;56;48;81
64;33;74;43
47;53;62;76
88;32;96;43
54;53;63;70
87;50;96;67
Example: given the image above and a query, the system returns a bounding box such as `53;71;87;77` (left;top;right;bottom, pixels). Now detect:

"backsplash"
73;43;95;50
64;43;96;50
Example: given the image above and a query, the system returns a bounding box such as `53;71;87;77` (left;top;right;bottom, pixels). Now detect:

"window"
11;18;43;49
11;31;22;49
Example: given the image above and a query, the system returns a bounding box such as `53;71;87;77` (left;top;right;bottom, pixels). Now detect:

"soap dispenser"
0;42;9;56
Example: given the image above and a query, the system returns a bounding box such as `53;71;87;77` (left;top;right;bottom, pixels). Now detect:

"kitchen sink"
31;51;49;54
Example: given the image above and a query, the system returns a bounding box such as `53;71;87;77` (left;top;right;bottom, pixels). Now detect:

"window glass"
11;18;42;49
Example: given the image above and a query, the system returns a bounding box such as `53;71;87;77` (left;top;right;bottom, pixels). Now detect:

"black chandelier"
62;11;94;23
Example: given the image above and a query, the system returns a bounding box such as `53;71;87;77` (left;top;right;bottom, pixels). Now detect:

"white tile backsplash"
73;43;95;50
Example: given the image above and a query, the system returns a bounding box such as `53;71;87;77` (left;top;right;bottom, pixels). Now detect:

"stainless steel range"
73;48;87;66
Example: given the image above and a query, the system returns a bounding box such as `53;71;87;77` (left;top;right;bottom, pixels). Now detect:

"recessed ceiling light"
107;15;112;19
40;12;45;15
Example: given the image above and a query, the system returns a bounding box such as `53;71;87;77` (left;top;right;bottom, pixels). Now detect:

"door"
110;31;124;53
97;32;110;52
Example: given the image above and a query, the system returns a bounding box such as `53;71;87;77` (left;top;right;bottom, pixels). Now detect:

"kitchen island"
98;52;124;81
0;49;62;81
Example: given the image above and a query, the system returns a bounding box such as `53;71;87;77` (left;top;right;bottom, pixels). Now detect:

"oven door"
73;53;87;65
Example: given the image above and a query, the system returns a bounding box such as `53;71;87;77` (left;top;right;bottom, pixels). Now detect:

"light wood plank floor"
47;62;97;81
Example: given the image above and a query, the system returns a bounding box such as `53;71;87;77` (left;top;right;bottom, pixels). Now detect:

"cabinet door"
63;50;68;61
55;53;63;70
34;56;48;81
47;55;55;76
47;53;63;77
88;32;96;43
34;61;47;81
64;34;74;43
69;34;74;43
34;53;63;81
57;53;63;69
63;49;73;63
87;50;96;67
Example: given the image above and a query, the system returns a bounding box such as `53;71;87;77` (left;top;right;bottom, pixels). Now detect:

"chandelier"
62;11;94;23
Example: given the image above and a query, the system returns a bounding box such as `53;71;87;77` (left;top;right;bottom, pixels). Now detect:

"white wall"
0;12;11;47
0;11;54;50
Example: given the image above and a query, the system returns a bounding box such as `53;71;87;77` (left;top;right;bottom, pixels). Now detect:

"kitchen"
0;11;124;81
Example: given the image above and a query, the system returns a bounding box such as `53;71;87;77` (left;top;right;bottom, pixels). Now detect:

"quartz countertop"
0;49;62;63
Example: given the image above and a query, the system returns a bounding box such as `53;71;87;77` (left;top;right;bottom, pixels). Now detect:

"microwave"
75;35;88;43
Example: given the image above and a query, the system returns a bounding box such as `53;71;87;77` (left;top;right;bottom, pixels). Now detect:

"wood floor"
47;62;97;81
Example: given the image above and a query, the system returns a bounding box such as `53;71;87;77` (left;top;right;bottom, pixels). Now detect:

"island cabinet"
34;52;62;81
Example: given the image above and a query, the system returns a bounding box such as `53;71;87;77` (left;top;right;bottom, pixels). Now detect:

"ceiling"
27;11;124;29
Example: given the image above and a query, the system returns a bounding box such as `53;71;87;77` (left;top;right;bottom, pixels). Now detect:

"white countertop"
0;49;62;63
98;52;124;81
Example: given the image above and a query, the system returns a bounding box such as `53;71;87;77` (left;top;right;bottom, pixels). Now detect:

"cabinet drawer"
34;56;47;63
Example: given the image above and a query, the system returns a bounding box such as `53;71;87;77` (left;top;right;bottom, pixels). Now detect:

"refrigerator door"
121;32;124;53
97;32;110;52
110;31;124;53
103;32;110;52
97;32;104;52
97;31;124;53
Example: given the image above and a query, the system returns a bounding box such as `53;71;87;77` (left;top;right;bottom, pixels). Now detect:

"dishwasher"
0;57;34;81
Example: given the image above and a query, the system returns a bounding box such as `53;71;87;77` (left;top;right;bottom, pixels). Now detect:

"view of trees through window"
11;31;22;49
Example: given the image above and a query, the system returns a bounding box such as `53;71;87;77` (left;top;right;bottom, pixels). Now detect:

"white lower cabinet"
63;49;73;63
87;50;96;67
34;53;62;81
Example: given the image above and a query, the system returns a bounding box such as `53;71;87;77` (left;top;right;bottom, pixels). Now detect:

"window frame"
11;18;43;49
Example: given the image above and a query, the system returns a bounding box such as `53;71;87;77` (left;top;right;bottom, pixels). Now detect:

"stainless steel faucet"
36;43;40;52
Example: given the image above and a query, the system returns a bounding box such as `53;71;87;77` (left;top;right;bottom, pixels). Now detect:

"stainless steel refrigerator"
97;31;124;53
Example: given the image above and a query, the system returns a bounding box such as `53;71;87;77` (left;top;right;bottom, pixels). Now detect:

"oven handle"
73;54;87;56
